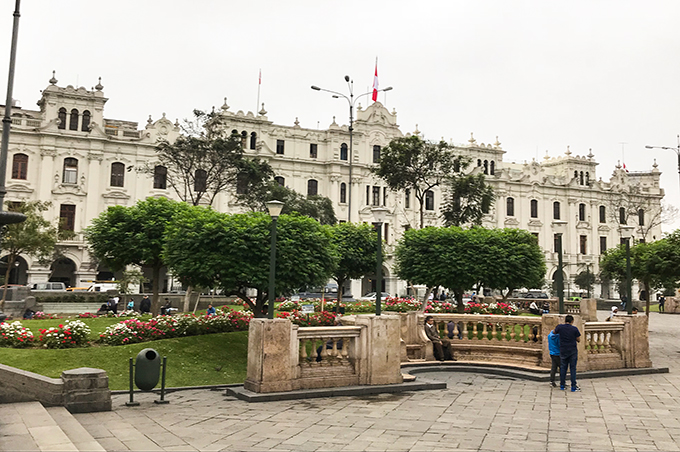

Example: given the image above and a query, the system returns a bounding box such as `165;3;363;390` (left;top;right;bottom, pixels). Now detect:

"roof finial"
49;70;58;85
414;124;420;136
565;145;571;156
147;115;153;125
494;136;501;148
469;132;476;144
653;159;659;170
95;77;103;91
221;97;230;111
294;117;300;127
258;103;267;116
587;148;594;159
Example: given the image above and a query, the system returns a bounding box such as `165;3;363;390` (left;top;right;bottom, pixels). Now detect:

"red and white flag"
623;162;629;173
372;59;379;102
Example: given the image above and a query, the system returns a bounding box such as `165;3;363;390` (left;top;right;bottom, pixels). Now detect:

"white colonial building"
0;76;664;300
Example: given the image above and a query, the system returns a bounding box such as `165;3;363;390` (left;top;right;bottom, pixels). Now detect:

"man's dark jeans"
550;354;561;383
560;352;578;388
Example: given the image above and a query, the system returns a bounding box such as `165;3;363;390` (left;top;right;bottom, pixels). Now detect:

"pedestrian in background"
548;329;560;387
555;315;581;392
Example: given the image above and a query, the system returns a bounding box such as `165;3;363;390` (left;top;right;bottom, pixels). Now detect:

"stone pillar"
243;318;295;393
617;314;652;368
665;297;680;313
541;314;587;372
580;298;598;321
351;315;403;385
61;368;111;413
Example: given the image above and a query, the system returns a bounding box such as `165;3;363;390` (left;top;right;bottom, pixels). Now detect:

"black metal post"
125;358;139;406
626;237;633;315
268;216;278;319
154;356;169;404
348;102;353;223
556;234;565;314
375;223;382;316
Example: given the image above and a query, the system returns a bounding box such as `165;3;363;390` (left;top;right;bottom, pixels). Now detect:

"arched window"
373;145;381;163
231;129;238;136
307;179;318;196
477;159;482;167
81;110;91;132
619;207;626;225
11;153;27;180
194;169;207;192
579;203;586;221
530;199;538;218
274;176;285;186
579;171;584;185
69;109;79;131
62;158;78;184
553;201;561;220
506;197;514;216
110;162;125;187
599;205;606;223
340;182;347;203
638;209;645;226
483;160;489;175
58;108;67;129
425;190;435;211
153;165;167;189
250;132;257;150
574;170;578;180
340;143;348;161
240;131;247;148
490;160;495;175
585;172;590;186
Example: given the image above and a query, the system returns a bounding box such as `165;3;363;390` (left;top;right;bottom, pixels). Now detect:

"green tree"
329;222;379;303
646;230;680;291
441;173;495;227
0;201;65;308
85;197;187;315
164;208;338;317
371;136;467;228
574;267;596;297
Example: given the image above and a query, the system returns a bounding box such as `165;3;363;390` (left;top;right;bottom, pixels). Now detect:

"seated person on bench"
425;316;455;361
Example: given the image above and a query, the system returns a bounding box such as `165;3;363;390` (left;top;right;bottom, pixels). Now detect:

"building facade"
0;77;664;299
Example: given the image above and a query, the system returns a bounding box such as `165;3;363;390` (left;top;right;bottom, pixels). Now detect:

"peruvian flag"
372;59;379;102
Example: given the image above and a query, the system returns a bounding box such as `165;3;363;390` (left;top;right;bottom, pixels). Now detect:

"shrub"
0;321;34;347
277;310;336;326
425;301;457;313
32;311;60;320
39;320;91;349
385;297;422;312
77;312;98;318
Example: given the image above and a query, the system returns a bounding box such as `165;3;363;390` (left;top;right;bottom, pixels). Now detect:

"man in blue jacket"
555;315;581;392
548;329;560;387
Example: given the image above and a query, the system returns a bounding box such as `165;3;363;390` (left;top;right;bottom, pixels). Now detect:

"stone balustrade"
584;322;624;355
295;326;362;386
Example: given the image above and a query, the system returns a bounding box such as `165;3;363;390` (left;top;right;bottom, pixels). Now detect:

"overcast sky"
2;1;679;230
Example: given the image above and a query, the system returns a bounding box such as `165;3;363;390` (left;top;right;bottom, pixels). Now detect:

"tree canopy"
328;222;379;302
441;173;495;227
85;197;188;314
164;208;338;317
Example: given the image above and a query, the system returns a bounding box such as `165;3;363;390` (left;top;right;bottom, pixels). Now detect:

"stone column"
351;315;403;385
541;314;587;372
243;318;295;393
61;368;111;413
617;314;652;368
580;298;598;321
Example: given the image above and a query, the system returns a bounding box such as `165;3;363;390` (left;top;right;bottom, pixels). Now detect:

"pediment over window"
52;184;87;196
7;183;34;194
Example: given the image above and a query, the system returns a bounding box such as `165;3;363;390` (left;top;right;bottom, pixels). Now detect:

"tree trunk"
419;201;425;229
183;285;193;312
335;277;345;313
151;265;161;316
456;291;464;314
192;291;201;314
0;254;14;311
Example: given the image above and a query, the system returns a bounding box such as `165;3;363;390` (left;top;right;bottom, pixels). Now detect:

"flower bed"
276;310;337;326
38;320;91;349
278;299;344;312
0;321;34;347
32;311;60;320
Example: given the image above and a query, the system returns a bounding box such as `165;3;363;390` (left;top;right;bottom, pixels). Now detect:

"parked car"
30;282;66;291
356;292;391;301
523;291;549;299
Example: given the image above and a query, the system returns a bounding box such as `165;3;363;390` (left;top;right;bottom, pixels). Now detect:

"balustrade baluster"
341;337;349;358
509;323;516;341
453;322;460;339
482;322;488;339
300;339;308;360
492;323;498;341
519;323;525;341
603;331;612;353
319;338;328;359
596;331;604;353
472;322;478;338
462;321;469;339
331;338;339;357
588;332;596;353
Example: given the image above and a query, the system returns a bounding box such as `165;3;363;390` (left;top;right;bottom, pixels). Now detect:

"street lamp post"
553;220;567;314
371;206;388;316
311;78;392;223
646;138;680;192
266;200;284;320
620;225;634;315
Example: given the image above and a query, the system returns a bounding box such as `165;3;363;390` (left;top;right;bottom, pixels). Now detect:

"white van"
31;282;66;291
87;282;118;292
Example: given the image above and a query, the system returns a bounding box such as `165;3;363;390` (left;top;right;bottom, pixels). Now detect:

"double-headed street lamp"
620;225;634;315
266;200;284;319
645;137;680;191
371;206;388;316
311;77;393;223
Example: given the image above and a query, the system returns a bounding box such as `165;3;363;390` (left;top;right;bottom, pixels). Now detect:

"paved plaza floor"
67;311;680;451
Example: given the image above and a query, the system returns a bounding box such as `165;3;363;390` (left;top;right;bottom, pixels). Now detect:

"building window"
580;171;584;185
490;161;495;175
366;185;370;205
580;235;587;254
58;108;67;129
236;174;248;194
553;201;561;220
110;162;125;187
574;171;578;181
638;209;645;226
483;160;489;175
373;145;381;163
250;132;257;150
276;140;285;155
81;110;91;131
62;158;78;184
274;176;285;186
578;203;586;222
59;204;76;231
425;190;434;211
69;109;79;131
11;153;27;180
599;205;606;223
585;172;590;186
372;186;380;206
310;143;318;159
405;189;410;209
530;199;538;218
241;131;247;148
307;179;318;196
506;197;514;216
340;183;346;203
194;169;207;192
153;165;167;189
600;236;607;254
619;207;626;225
532;232;539;243
554;234;560;253
340;143;348;161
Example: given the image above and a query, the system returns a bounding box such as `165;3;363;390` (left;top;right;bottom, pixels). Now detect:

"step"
46;407;106;452
0;401;78;451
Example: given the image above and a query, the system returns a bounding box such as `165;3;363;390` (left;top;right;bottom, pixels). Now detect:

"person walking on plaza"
548;329;560;387
425;316;455;361
659;295;665;313
555;315;581;391
140;295;151;314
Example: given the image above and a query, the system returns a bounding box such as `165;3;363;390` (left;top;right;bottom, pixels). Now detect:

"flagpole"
256;69;261;115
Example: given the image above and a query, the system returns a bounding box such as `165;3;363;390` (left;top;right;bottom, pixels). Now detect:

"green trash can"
135;348;160;391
